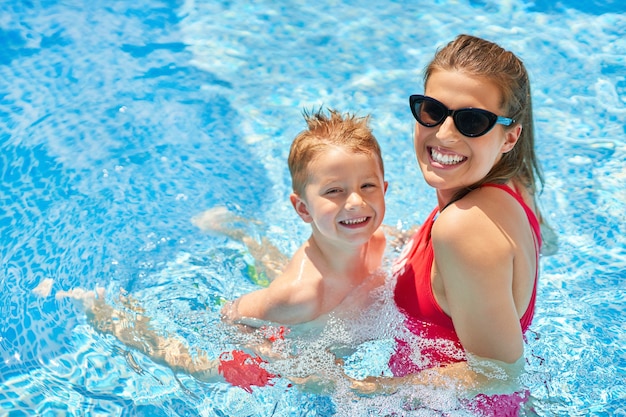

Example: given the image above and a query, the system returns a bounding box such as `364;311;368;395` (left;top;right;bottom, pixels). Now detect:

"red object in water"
218;350;277;393
260;325;289;342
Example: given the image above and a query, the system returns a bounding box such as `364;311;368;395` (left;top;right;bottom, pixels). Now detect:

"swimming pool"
1;0;625;415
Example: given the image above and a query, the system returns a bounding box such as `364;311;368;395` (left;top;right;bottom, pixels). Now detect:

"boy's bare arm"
221;276;319;327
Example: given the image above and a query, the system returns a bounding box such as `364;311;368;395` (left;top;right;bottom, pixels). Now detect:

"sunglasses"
409;94;515;137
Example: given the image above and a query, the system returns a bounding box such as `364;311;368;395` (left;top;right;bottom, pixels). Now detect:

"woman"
360;34;545;413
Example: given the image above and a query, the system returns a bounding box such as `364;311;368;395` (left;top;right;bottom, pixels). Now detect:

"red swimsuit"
390;183;542;376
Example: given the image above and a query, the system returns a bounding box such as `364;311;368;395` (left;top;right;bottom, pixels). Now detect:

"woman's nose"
436;116;461;142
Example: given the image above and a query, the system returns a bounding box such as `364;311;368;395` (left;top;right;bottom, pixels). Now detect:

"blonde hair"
425;34;544;201
288;108;384;195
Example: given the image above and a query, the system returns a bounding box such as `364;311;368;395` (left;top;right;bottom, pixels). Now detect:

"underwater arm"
57;288;223;383
350;354;525;398
192;207;289;282
381;224;418;252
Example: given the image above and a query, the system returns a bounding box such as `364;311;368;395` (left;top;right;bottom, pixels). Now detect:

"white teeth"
342;217;367;225
431;148;465;165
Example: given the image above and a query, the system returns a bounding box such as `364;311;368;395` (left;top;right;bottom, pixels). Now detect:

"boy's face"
291;146;387;247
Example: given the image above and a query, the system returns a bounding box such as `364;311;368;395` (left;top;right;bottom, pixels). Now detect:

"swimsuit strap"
481;183;542;248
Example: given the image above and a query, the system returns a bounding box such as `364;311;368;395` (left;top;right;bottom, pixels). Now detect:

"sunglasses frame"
409;94;515;138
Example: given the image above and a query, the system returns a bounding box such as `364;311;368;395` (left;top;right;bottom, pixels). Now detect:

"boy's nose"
345;192;364;209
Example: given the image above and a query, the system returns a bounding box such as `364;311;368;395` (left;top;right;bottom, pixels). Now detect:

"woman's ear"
501;124;522;154
290;193;313;223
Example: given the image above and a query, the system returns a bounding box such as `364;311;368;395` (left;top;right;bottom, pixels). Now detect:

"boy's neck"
307;234;378;280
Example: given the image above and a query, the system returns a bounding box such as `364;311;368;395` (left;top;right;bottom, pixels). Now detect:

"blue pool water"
1;0;625;415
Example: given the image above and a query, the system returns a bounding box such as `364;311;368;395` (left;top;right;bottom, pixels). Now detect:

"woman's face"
413;70;521;206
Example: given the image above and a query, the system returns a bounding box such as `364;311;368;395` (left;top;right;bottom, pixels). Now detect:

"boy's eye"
324;188;342;195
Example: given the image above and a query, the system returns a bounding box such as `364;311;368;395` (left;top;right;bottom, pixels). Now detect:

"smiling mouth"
340;217;369;226
429;147;467;165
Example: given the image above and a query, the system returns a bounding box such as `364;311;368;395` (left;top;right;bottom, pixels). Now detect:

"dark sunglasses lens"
417;99;446;126
455;110;494;137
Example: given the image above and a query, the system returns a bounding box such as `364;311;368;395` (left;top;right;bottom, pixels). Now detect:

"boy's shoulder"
264;244;324;317
265;274;323;325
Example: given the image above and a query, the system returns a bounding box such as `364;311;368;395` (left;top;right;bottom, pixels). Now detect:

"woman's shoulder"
449;184;530;217
434;185;528;245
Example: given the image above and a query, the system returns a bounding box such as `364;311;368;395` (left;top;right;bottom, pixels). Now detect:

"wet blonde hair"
425;34;544;202
288;108;384;196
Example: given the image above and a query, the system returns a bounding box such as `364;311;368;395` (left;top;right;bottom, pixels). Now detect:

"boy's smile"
339;216;370;227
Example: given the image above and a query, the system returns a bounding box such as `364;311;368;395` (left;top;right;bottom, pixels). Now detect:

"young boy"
55;108;388;391
216;108;388;329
